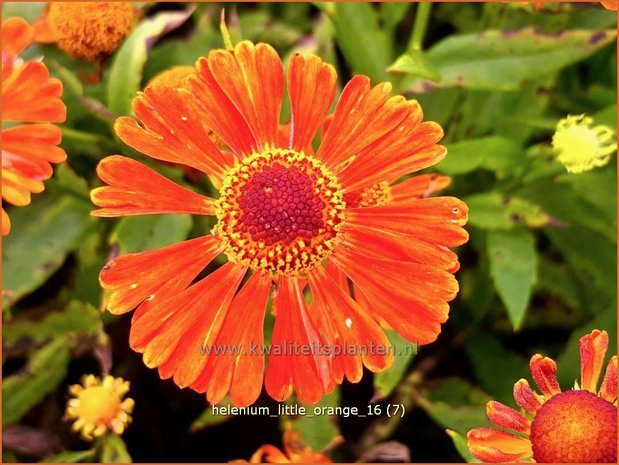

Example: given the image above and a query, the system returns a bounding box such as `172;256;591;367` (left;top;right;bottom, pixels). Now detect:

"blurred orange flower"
92;41;468;406
33;2;135;61
1;17;66;236
467;329;617;463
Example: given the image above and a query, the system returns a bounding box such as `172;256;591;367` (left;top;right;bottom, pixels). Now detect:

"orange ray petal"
513;379;544;415
191;271;272;406
2;124;66;179
346;196;469;248
91;155;216;217
390;174;452;201
338;119;446;193
131;263;245;375
320;261;350;384
1;206;10;236
2;170;41;205
156;263;247;387
2;61;66;123
529;354;561;398
579;329;609;393
187;58;259;157
287;53;337;152
264;277;334;403
207;41;284;150
599;355;617;403
331;247;458;345
101;235;222;315
2;17;34;58
115;86;234;185
316;76;410;170
467;427;533;462
342;221;460;272
486;401;531;433
325;259;348;291
307;265;393;383
320;113;333;139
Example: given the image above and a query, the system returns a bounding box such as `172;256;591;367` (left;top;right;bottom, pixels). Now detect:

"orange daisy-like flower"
92;41;468;406
467;329;617;463
1;17;66;236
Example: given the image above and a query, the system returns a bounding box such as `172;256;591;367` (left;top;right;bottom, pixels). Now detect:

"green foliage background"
2;2;617;462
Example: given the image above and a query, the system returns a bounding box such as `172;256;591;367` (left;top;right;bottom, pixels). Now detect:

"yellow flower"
552;114;616;174
38;2;135;61
65;374;134;441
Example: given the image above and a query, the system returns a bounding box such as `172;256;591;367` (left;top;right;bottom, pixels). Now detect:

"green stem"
409;1;432;51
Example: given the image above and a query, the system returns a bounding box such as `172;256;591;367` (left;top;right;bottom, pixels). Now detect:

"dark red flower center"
237;163;325;246
216;149;346;275
530;390;617;463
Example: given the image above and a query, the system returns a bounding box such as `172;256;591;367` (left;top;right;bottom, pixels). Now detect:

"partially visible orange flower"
33;2;135;61
1;17;66;235
92;41;468;407
467;329;617;463
240;423;337;463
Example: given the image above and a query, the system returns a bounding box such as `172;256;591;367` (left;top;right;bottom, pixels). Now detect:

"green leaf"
465;192;548;230
438;136;522;175
545;225;616;294
418;378;492;435
98;435;132;463
536;258;580;309
2;169;93;308
238;12;303;50
465;333;529;404
2;337;71;427
559;170;617;239
520;176;616;243
373;330;417;399
404;28;617;92
594;104;618;128
189;403;232;432
446;429;479;463
110;214;192;253
285;389;341;451
107;8;194;116
40;450;96;463
380;2;411;31
319;2;392;82
487;228;537;330
3;301;102;346
387;50;441;82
